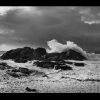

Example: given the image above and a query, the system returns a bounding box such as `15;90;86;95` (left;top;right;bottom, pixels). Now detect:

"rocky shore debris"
25;87;38;93
0;62;13;70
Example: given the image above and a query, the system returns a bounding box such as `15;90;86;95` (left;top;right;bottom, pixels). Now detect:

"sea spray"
46;39;87;58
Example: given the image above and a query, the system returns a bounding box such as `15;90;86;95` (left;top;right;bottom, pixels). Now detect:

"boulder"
1;47;34;63
34;61;72;70
34;61;62;69
44;49;87;62
25;87;38;92
1;46;87;64
6;71;21;78
74;63;86;67
60;49;87;61
55;65;72;70
0;63;12;70
45;53;61;61
1;47;47;63
65;61;73;65
6;67;33;78
18;67;33;75
33;47;47;60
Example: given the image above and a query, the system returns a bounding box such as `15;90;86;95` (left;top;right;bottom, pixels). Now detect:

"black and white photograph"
0;6;100;93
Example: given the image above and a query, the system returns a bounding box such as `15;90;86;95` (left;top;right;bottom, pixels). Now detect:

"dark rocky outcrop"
45;53;61;61
7;71;22;78
18;67;33;75
33;47;47;60
34;61;72;70
0;46;88;71
7;67;34;76
74;63;86;67
25;87;38;92
65;61;73;65
45;49;87;62
6;66;46;78
1;47;35;63
0;63;13;70
1;47;47;63
55;65;72;70
60;49;87;61
34;61;55;69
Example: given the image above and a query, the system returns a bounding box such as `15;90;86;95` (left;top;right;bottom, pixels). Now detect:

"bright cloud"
0;28;15;35
0;6;42;17
79;8;100;25
0;44;21;51
47;39;87;55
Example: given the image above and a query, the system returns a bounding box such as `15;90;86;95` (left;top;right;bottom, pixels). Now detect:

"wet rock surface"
0;63;13;70
74;63;86;67
1;47;35;63
25;87;38;93
34;61;73;70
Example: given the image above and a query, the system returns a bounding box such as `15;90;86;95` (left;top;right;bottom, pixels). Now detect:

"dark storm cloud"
0;6;100;52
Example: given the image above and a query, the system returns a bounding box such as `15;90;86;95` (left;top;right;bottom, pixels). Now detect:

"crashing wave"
47;39;87;55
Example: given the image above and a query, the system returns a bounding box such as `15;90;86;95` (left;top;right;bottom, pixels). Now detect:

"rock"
60;49;87;61
44;49;87;62
0;65;6;70
45;53;60;61
6;67;34;78
33;47;47;60
18;67;33;75
34;61;56;69
1;47;47;63
11;68;20;72
74;63;86;67
25;87;38;92
14;58;28;63
65;61;73;65
0;63;12;70
6;68;30;78
7;71;21;78
1;47;34;63
34;61;72;70
1;46;87;64
55;65;72;70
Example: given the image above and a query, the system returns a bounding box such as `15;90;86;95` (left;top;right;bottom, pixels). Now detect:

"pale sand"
0;60;100;93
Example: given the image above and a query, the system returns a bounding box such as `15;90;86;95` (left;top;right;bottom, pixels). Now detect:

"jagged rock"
44;49;87;62
0;65;6;70
6;68;31;78
34;61;54;69
1;46;87;64
45;53;60;61
11;68;20;72
25;87;38;92
1;47;47;63
0;63;12;70
65;61;73;65
55;65;72;70
1;47;34;63
34;61;64;69
6;71;22;78
18;67;33;75
60;49;87;61
33;47;47;60
14;58;28;63
74;63;86;67
6;67;45;78
34;61;73;70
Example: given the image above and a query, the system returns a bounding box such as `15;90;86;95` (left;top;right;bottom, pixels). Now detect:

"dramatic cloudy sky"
0;6;100;53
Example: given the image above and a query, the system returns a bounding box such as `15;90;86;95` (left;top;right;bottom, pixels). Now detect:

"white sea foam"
46;39;87;56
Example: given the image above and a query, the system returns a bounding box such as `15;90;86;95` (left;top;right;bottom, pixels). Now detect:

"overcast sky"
0;6;100;53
